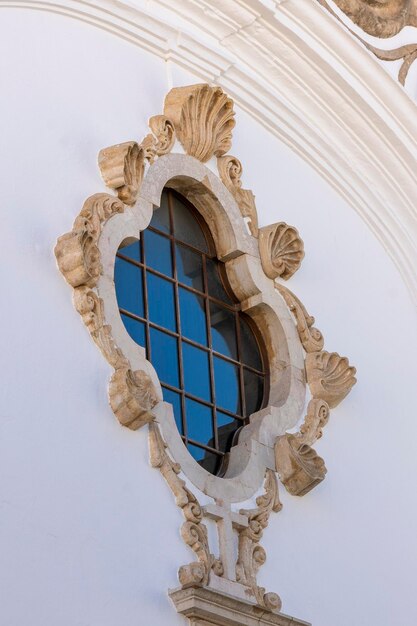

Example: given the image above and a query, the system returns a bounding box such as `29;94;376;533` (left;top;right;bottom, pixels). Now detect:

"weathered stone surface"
169;586;311;626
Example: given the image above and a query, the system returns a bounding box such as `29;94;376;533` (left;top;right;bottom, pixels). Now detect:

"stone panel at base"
169;587;311;626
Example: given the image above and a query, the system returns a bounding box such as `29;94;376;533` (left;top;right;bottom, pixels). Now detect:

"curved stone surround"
5;0;417;307
54;81;357;612
97;153;306;502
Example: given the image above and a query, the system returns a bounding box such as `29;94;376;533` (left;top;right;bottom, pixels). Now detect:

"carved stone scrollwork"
236;470;282;612
55;193;124;288
331;0;417;38
275;283;324;353
98;142;145;206
54;192;158;431
73;286;128;370
298;398;330;447
275;435;327;497
149;423;222;588
306;351;357;408
164;84;235;163
217;155;259;237
317;0;417;85
259;223;304;280
141;115;176;164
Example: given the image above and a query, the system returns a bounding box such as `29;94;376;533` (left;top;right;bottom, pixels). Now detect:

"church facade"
1;2;417;626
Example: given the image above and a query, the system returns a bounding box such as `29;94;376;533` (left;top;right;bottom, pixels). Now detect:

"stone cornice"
5;0;417;306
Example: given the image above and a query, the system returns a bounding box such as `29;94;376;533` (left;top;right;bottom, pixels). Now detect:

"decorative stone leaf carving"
109;368;157;430
164;84;235;163
141;115;176;163
275;434;327;497
331;0;417;38
298;398;330;447
236;470;282;612
149;423;222;587
306;351;357;408
217;155;259;237
275;283;324;353
98;141;144;205
73;286;128;370
259;222;304;280
55;193;124;288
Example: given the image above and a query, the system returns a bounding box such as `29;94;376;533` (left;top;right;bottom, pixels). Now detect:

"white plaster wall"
1;8;417;626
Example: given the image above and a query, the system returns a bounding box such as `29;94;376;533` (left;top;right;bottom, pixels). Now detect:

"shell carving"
109;368;158;430
259;222;304;280
164;84;235;163
306;351;357;408
275;434;327;497
98;141;144;206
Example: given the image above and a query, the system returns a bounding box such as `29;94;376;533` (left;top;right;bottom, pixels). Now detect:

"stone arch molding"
55;83;356;616
5;0;417;309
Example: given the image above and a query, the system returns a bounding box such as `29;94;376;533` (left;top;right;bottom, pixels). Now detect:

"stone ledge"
169;586;311;626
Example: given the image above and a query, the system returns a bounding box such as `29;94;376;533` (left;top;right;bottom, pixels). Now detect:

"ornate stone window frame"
55;83;356;624
99;151;305;501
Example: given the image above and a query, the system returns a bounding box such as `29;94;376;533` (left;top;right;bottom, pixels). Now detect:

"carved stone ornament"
275;434;327;497
259;222;305;280
332;0;417;38
217;155;259;237
236;470;283;612
55;82;356;625
317;0;417;86
164;84;235;162
306;351;357;409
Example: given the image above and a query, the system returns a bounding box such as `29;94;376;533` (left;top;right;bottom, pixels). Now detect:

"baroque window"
55;83;356;626
115;188;266;475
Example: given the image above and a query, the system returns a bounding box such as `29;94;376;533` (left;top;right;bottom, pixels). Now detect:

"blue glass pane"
185;398;214;447
187;443;205;462
187;444;219;474
179;288;207;346
114;258;144;317
213;356;240;414
147;272;176;331
150;328;179;388
119;239;141;262
206;258;234;304
217;411;241;453
210;303;237;359
163;387;183;435
182;343;211;402
176;244;203;291
143;229;173;276
121;314;146;348
172;194;209;253
150;190;171;233
244;370;264;417
240;317;263;371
